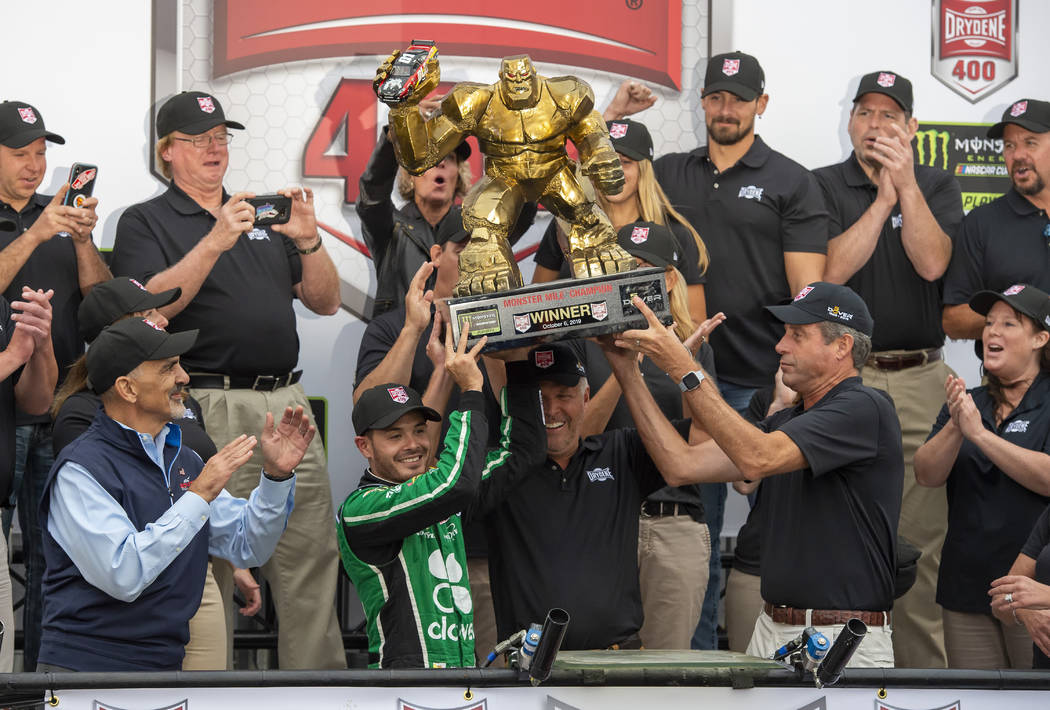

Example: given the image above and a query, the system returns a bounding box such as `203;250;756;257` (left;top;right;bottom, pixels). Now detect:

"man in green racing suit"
337;330;543;668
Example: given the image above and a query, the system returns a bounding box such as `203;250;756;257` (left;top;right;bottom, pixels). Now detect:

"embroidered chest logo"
738;185;764;200
246;227;270;241
178;467;191;489
891;214;903;229
1004;419;1029;433
586;467;614;483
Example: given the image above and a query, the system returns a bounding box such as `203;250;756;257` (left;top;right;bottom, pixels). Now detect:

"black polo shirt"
758;376;902;611
0;193;86;424
654;136;829;388
533;216;705;286
1021;505;1050;668
943;188;1050;306
814;154;963;351
0;298;19;497
110;182;303;375
485;421;688;650
567;338;709;515
929;373;1050;614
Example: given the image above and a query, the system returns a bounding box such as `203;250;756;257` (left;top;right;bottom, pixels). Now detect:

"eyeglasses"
172;132;233;149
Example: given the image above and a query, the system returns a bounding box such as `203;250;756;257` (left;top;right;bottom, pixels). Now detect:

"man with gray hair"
606;282;903;667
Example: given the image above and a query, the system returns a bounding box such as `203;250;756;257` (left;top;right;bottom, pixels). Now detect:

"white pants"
746;610;895;668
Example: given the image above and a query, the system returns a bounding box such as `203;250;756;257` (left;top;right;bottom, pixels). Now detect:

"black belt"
641;500;700;518
189;370;302;392
867;348;942;371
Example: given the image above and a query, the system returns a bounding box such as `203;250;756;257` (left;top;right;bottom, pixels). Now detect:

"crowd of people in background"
0;45;1048;673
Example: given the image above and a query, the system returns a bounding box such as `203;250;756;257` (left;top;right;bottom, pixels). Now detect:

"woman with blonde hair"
533;118;709;327
565;221;723;649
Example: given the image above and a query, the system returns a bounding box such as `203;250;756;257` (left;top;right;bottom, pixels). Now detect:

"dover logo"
828;305;854;321
514;313;531;333
794;286;814;302
534;350;555;368
932;0;1017;103
1010;100;1027;116
609;122;628;139
877;72;897;87
631;226;650;243
586;466;614;482
387;386;410;404
722;58;740;76
17;107;36;124
1003;284;1025;295
738;185;764;200
197;96;215;113
591;301;608;321
399;700;487;710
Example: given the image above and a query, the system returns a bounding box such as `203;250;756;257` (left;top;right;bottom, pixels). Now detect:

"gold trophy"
375;43;670;347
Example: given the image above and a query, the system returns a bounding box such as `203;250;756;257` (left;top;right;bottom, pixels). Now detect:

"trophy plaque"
440;267;673;351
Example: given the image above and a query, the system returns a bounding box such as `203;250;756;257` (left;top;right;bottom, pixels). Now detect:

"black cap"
78;278;181;344
86;318;198;395
702;52;765;101
434;213;470;246
987;99;1050;139
970;283;1050;333
616;221;680;269
352;383;440;434
765;282;874;337
526;343;586;386
156;91;246;137
0;101;65;148
606;119;653;162
853;70;913;113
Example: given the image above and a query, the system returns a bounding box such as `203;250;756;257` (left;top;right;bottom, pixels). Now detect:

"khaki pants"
468;557;499;664
182;560;226;670
192;383;346;670
942;608;1033;669
637;512;711;649
725;568;764;653
862;355;950;669
746;610;895;667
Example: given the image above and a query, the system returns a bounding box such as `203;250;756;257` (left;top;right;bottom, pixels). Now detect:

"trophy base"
439;267;673;351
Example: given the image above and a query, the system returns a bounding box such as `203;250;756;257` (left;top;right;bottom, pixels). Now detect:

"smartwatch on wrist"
678;369;705;392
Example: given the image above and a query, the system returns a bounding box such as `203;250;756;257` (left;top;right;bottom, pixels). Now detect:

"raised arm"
914;377;963;487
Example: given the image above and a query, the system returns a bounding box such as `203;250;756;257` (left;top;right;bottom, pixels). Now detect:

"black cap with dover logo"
702;52;765;102
765;281;874;337
987;99;1050;139
78;277;182;344
157;91;246;137
526;343;586;387
616;221;680;270
970;283;1050;333
352;383;440;434
0;101;65;148
853;70;914;114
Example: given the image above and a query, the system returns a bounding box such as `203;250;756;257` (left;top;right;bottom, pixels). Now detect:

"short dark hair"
818;320;872;369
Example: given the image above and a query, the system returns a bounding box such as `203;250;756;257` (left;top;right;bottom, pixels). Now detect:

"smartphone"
247;194;292;226
64;163;98;208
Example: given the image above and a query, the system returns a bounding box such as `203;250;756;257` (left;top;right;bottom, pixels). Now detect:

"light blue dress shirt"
47;421;295;603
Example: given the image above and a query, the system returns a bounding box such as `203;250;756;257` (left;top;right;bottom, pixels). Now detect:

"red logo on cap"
722;58;740;76
630;226;650;244
17;107;37;124
876;72;896;87
793;286;814;302
534;350;554;369
1011;100;1028;117
1003;284;1025;295
387;386;409;404
143;318;165;331
609;122;628;139
130;278;148;291
197;96;216;114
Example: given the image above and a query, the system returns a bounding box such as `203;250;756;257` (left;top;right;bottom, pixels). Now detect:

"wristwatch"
678;369;705;392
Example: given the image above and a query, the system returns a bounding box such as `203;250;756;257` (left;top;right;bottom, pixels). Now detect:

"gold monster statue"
376;51;636;296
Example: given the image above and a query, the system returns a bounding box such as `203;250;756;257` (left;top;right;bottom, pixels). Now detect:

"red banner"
214;0;682;88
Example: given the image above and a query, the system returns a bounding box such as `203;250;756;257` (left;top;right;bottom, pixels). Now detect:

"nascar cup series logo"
931;0;1017;103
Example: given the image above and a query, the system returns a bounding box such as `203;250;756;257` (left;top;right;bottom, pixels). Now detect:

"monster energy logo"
915;129;950;170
